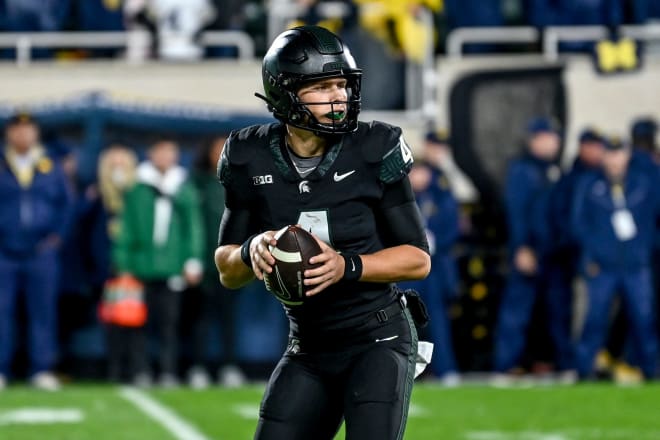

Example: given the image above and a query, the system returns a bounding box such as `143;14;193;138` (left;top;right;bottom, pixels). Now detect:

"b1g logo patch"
252;175;273;185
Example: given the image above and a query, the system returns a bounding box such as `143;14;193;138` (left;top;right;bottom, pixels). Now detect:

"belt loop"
376;309;389;323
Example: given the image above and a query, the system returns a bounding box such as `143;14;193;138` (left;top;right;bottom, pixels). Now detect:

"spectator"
1;0;71;58
423;129;478;203
187;136;246;389
493;117;575;383
93;145;141;383
2;0;70;32
0;113;74;391
630;117;659;171
572;136;659;381
400;158;461;386
125;0;216;61
76;0;125;31
443;0;503;52
113;139;204;387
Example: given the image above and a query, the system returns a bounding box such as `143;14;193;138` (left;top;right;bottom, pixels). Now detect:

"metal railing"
447;27;539;59
0;30;255;66
446;23;660;61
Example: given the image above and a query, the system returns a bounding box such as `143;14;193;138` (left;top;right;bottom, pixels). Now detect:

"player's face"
602;148;630;179
297;77;348;124
579;140;604;167
149;141;179;173
408;164;432;193
529;131;560;160
6;123;39;154
208;137;226;166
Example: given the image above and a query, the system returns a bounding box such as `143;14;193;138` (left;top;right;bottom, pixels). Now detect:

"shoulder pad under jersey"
217;123;276;184
357;121;413;183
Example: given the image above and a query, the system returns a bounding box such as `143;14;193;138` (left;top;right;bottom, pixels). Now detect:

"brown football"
263;225;322;306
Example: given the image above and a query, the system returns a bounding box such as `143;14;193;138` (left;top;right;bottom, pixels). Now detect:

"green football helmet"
256;25;362;134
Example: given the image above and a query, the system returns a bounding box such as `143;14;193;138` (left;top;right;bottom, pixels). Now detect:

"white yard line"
0;408;83;425
118;387;212;440
466;432;568;440
232;403;260;420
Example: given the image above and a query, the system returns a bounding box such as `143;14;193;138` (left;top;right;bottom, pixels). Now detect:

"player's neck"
285;124;326;158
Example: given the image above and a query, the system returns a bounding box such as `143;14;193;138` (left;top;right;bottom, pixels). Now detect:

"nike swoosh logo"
375;335;399;343
333;170;356;182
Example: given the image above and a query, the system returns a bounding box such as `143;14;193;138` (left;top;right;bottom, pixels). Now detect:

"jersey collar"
269;123;344;182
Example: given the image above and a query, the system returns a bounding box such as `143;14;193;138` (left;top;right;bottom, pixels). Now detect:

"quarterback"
215;25;430;440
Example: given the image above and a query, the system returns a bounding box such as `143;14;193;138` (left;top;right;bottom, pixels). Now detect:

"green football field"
1;382;659;440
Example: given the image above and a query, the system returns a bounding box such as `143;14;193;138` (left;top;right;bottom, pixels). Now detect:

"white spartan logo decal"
298;180;311;193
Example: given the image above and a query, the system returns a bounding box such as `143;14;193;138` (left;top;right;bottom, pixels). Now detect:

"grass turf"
1;382;659;439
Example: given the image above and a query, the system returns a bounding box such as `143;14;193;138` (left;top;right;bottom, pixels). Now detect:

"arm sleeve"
570;175;595;252
505;162;533;250
377;177;430;254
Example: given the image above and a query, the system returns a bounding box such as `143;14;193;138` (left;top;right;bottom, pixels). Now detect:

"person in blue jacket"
572;136;659;380
493;117;575;380
399;154;461;385
0;113;74;390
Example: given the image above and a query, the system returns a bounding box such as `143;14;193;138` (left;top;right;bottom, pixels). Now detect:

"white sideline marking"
118;387;211;440
232;403;429;421
466;432;567;440
232;403;260;420
408;403;429;418
0;408;84;425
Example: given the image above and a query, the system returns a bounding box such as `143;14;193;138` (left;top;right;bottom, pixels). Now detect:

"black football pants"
254;308;418;440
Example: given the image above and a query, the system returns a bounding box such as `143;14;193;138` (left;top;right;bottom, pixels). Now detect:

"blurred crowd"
0;110;658;391
1;0;660;61
0;113;251;390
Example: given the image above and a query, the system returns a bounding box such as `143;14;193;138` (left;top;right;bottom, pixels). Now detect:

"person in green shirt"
113;139;204;387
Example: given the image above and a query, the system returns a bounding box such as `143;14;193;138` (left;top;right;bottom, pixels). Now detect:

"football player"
215;25;430;440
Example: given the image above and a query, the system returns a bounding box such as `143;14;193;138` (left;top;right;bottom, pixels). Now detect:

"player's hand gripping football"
303;235;345;297
249;231;277;280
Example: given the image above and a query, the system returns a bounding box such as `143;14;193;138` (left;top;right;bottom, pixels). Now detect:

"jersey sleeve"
215;130;256;245
362;121;413;184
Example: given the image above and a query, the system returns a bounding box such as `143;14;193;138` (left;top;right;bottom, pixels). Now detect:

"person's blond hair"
97;145;138;216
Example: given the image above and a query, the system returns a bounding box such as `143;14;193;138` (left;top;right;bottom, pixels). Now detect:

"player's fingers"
306;279;333;296
303;262;331;278
256;242;275;266
252;260;264;280
256;254;273;275
303;272;328;286
308;249;333;265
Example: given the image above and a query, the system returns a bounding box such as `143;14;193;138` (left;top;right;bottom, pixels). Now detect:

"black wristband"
240;233;259;268
342;254;363;282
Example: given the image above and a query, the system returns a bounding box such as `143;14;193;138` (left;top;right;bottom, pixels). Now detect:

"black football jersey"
218;120;416;334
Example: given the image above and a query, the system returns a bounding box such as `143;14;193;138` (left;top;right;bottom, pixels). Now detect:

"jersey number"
297;210;331;245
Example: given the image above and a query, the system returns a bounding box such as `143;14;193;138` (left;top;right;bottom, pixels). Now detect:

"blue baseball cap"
578;127;603;144
527;117;560;136
602;135;628;151
631;118;657;139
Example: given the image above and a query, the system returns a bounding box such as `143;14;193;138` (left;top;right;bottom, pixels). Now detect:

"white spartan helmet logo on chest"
298;180;311;193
